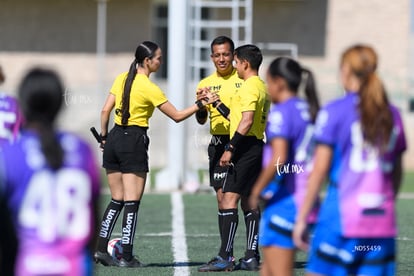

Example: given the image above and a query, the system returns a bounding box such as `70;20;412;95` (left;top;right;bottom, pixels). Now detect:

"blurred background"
0;0;412;191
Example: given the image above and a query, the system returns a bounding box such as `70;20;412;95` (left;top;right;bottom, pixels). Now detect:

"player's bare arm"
293;144;331;251
159;91;218;123
100;93;116;144
249;138;288;209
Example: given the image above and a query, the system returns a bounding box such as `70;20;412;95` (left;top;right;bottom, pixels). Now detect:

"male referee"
199;44;269;272
195;36;242;272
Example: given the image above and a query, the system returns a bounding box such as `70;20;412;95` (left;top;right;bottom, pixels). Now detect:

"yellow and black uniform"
112;72;168;126
197;69;243;187
197;69;242;135
103;72;168;173
225;75;270;195
229;76;268;140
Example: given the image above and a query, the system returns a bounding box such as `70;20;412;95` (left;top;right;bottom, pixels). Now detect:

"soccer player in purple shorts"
293;45;407;276
0;68;101;276
249;57;320;275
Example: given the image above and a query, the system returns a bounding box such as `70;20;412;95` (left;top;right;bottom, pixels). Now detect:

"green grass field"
94;172;414;275
400;171;414;193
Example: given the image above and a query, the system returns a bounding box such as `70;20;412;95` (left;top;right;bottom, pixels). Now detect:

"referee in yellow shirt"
199;44;269;272
94;41;216;267
195;36;243;270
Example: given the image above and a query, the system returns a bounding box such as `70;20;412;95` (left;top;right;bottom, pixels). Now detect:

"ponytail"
37;122;64;170
341;44;393;148
18;68;64;170
121;59;138;125
268;57;320;122
301;68;320;123
359;72;393;147
120;41;159;126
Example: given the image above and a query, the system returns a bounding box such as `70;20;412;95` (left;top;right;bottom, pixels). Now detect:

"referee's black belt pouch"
114;124;148;134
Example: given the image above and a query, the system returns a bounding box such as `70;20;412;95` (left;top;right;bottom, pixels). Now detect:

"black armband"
195;100;204;109
215;102;230;118
196;108;208;120
230;131;244;148
100;134;107;140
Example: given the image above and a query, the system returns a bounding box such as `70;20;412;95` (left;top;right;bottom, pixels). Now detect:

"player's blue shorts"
307;225;395;276
259;200;296;249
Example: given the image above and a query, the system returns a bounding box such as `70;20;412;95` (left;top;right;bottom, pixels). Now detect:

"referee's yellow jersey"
229;75;270;140
110;72;168;127
197;69;243;135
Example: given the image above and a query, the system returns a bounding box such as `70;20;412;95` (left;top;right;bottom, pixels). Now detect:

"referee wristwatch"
224;143;235;153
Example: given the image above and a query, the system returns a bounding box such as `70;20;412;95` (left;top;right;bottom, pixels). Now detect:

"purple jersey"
0;93;23;146
313;92;406;238
0;130;100;276
261;97;317;223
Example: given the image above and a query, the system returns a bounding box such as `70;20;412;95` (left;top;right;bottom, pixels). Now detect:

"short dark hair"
234;44;263;71
210;36;235;54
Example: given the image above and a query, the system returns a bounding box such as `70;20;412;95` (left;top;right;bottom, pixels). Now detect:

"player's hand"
196;88;208;101
219;151;232;167
100;140;106;151
293;220;309;251
248;193;260;210
204;91;219;105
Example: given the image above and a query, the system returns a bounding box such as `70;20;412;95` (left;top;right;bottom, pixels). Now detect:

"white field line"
398;193;414;199
171;192;189;276
396;236;414;241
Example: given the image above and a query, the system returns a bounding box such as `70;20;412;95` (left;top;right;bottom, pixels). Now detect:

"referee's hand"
99;140;106;151
219;151;232;167
196;87;209;100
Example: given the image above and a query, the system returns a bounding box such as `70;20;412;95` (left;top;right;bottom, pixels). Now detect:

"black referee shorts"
207;135;230;187
222;136;263;196
103;124;149;173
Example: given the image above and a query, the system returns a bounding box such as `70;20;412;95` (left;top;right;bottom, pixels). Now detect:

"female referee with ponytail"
248;57;320;275
293;44;407;275
94;41;216;267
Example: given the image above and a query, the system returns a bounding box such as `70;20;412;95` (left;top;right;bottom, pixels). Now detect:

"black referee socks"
218;208;239;260
217;209;233;256
121;200;140;261
244;209;260;259
97;198;124;252
218;209;223;240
